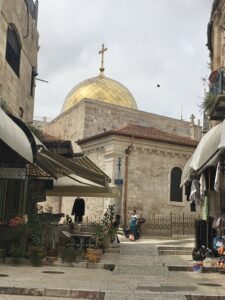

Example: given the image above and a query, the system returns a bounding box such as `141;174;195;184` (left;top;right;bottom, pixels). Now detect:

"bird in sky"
157;84;160;87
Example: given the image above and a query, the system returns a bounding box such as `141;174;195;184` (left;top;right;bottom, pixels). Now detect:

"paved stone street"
0;237;225;299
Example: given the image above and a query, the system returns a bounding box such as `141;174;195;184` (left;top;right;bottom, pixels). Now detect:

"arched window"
5;25;21;76
170;167;183;202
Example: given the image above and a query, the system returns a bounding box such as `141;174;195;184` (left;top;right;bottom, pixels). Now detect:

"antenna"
35;78;49;83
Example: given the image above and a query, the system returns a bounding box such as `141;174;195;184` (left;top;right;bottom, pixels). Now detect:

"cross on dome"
99;44;107;76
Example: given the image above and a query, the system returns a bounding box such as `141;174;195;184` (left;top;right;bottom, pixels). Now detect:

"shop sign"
0;167;26;179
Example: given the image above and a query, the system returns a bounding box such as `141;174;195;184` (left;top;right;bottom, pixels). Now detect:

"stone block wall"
209;0;225;70
0;0;39;122
83;100;201;140
43;103;86;151
44;99;201;152
80;135;196;223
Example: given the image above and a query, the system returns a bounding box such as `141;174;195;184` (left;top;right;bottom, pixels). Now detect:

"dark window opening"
19;107;24;118
5;25;21;76
170;167;183;202
0;179;25;222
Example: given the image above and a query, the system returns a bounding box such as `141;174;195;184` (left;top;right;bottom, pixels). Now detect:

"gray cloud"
35;0;213;123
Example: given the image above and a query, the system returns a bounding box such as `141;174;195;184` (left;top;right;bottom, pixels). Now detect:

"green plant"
9;224;28;264
200;92;216;112
61;246;83;266
89;205;116;248
90;223;107;249
28;245;44;266
27;215;45;266
102;205;115;228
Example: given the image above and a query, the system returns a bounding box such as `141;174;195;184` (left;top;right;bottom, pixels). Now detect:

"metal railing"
142;213;198;238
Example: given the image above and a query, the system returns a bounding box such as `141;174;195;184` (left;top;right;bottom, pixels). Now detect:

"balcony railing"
208;68;225;120
209;68;225;96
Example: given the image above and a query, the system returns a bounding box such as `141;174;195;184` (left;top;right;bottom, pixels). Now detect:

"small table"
70;232;94;248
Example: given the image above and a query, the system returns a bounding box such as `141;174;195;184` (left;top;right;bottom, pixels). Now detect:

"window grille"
5;26;21;76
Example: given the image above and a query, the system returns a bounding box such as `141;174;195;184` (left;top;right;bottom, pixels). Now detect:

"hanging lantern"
114;157;123;185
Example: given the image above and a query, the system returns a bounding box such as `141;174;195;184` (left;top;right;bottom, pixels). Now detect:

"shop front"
182;120;225;270
0;107;112;264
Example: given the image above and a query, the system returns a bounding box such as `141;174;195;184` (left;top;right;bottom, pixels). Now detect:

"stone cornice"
82;143;192;160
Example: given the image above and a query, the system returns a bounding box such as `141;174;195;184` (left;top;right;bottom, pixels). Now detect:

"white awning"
46;174;117;198
181;120;225;185
0;108;33;162
189;122;222;172
180;156;193;187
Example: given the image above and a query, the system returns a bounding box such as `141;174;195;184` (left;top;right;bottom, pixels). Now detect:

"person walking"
130;209;138;237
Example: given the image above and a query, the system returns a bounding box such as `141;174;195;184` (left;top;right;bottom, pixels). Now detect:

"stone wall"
79;134;197;223
44;99;201;152
83;100;201;140
43;102;86;151
0;0;39;122
209;0;225;70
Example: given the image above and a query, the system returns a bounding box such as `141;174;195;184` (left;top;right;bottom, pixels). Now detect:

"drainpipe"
123;145;133;229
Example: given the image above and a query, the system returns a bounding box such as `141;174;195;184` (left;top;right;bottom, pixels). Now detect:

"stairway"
157;246;192;255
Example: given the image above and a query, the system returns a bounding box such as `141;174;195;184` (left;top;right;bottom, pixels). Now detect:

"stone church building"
42;46;201;224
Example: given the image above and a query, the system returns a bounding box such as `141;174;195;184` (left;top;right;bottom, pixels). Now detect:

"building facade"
207;0;225;71
42;67;201;222
0;0;39;122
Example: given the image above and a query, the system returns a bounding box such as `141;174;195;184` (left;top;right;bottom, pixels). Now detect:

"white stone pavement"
0;236;225;299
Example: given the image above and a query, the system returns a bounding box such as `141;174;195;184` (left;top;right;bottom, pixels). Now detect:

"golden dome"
61;75;138;113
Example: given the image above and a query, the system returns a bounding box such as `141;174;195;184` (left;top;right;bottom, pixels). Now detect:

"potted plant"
102;205;115;248
192;246;206;272
28;221;45;267
61;246;83;266
9;216;28;264
85;205;116;262
37;205;64;224
85;223;106;263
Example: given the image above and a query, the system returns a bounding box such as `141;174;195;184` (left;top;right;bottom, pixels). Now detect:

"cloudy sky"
34;0;213;123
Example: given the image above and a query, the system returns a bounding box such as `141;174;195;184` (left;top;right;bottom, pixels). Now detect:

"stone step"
158;249;192;255
157;246;193;251
0;287;105;299
167;265;218;273
105;247;120;253
157;246;192;255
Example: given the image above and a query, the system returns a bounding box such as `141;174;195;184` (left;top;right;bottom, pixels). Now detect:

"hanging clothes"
190;201;196;212
71;198;85;222
185;182;191;201
200;173;206;199
190;179;204;206
214;161;221;192
190;180;200;201
201;195;208;221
